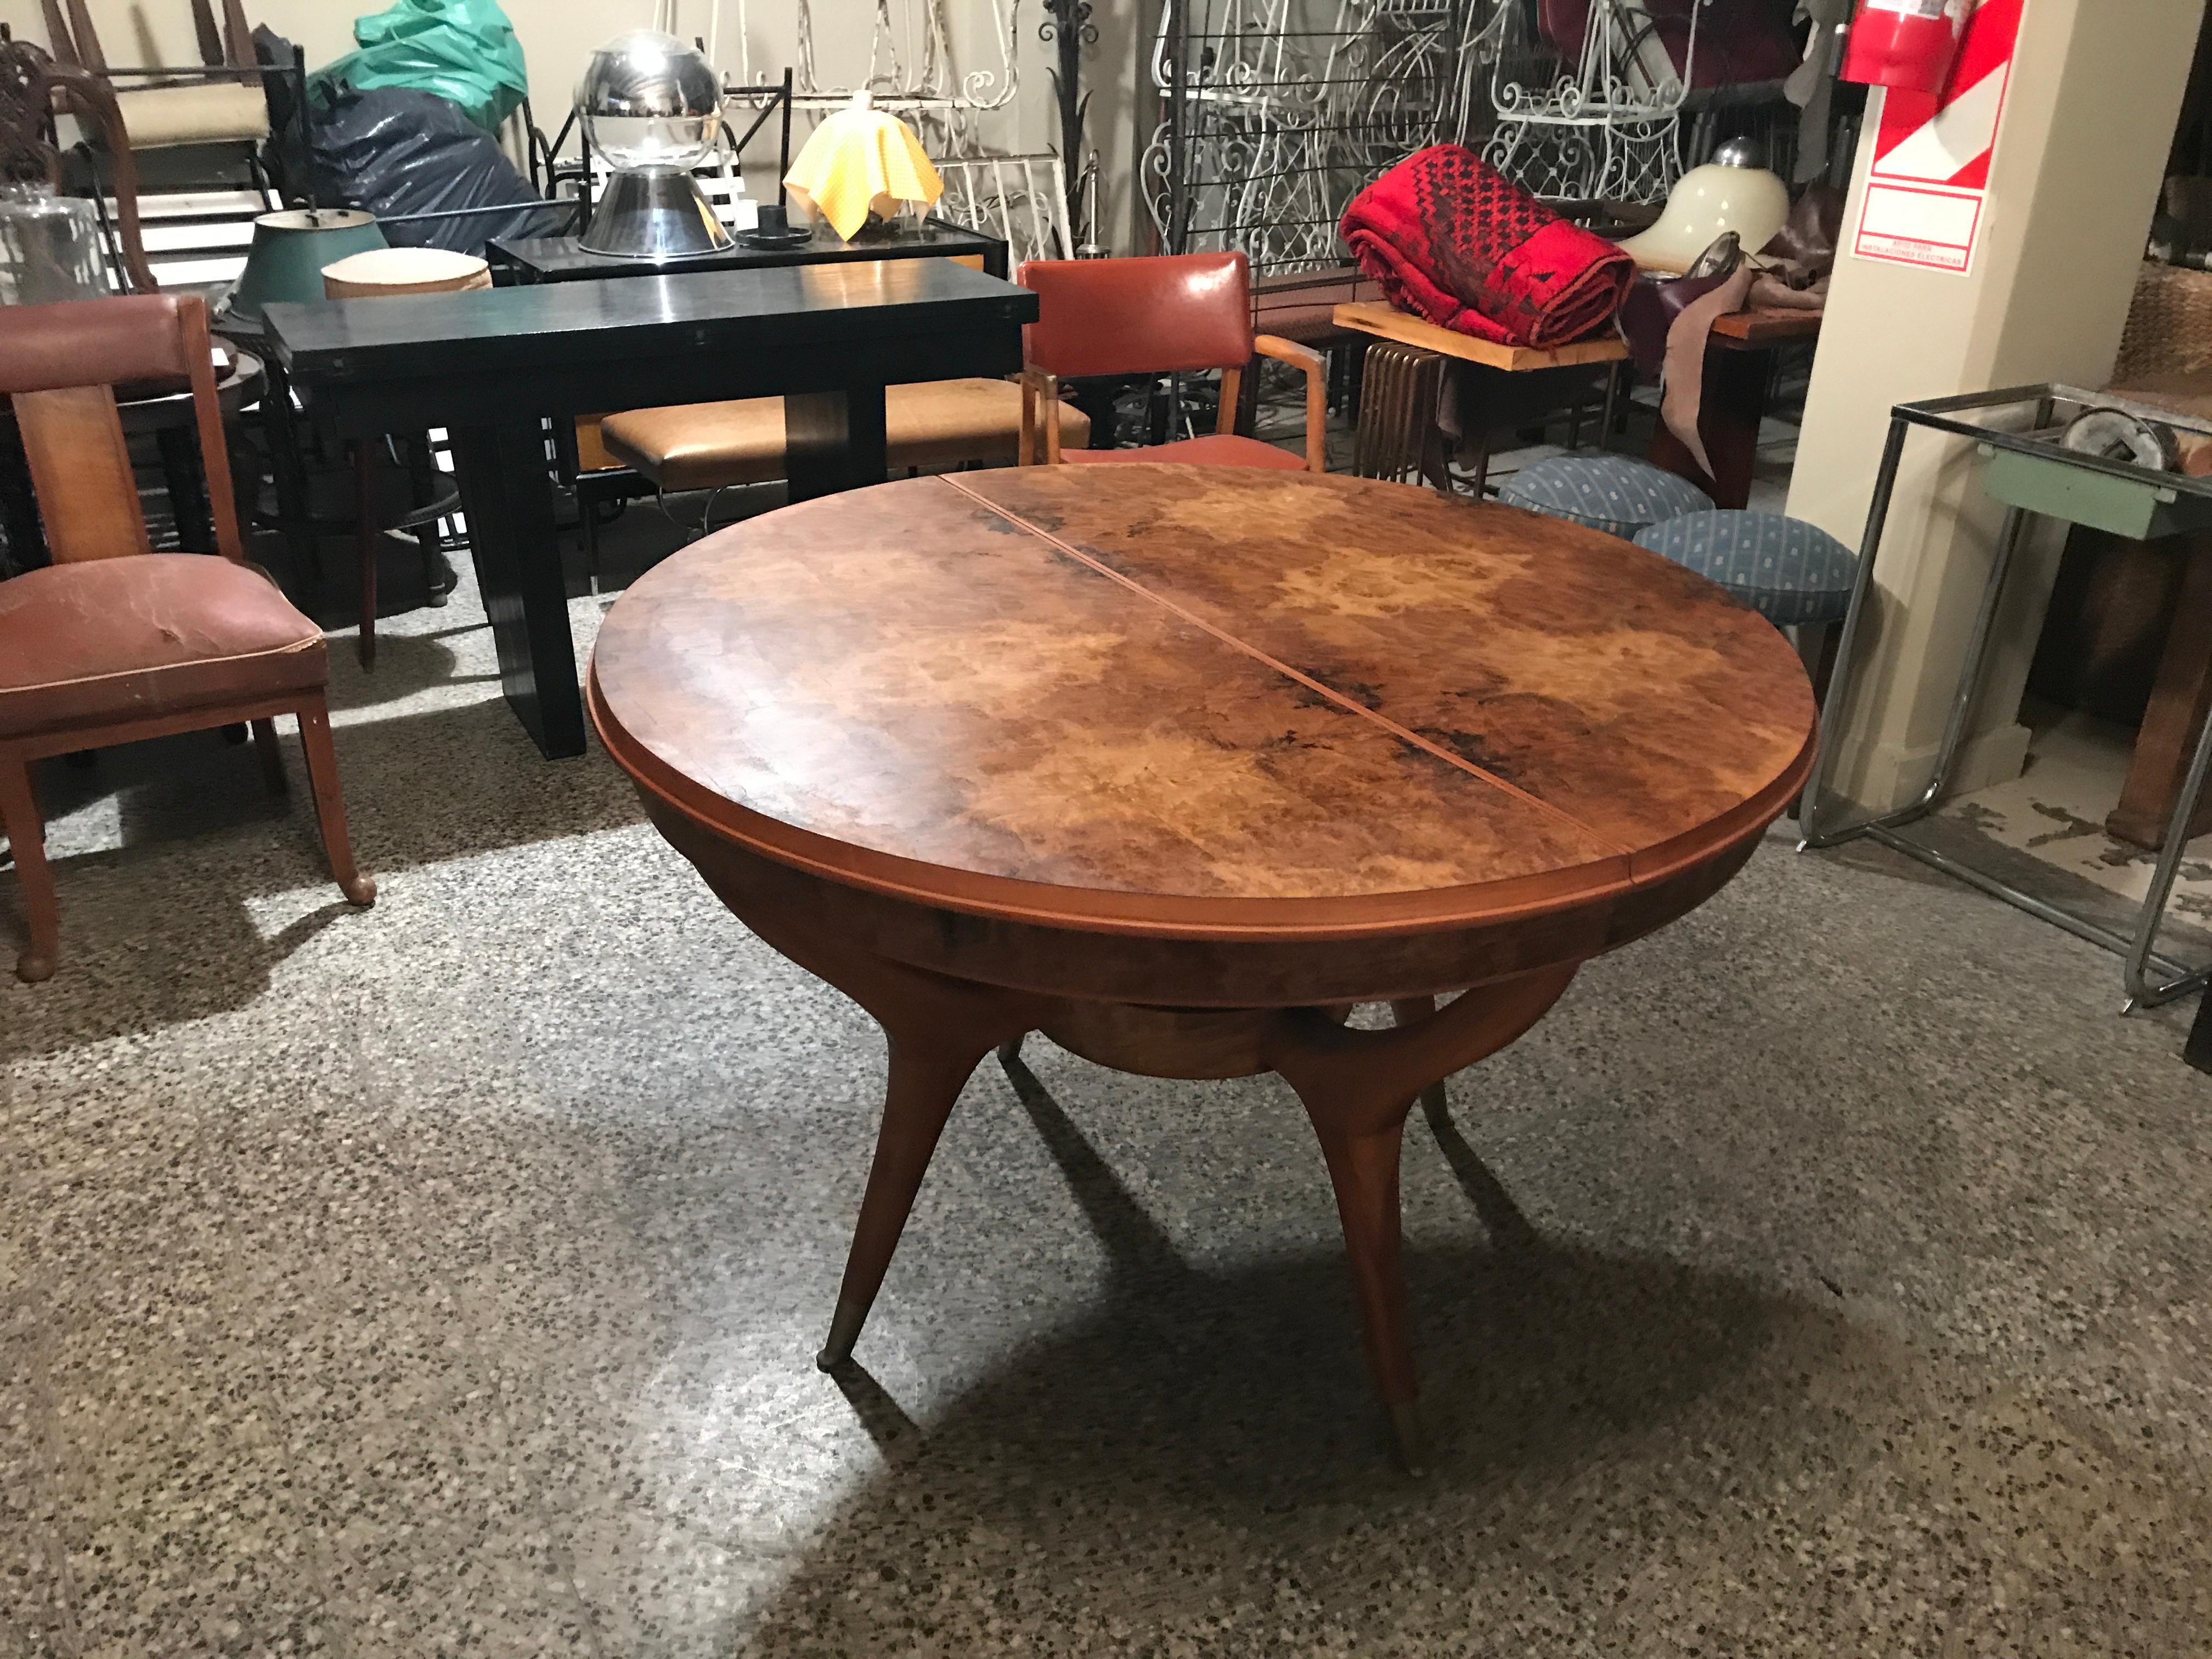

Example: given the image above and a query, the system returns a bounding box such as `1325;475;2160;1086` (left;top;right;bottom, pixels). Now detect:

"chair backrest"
41;0;251;74
1018;252;1252;380
0;41;158;294
0;292;243;565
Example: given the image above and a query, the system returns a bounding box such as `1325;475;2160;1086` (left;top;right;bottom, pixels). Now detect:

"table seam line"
934;473;1632;857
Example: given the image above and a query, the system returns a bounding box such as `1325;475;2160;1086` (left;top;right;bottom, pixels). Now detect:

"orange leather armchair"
1017;252;1327;472
0;294;374;983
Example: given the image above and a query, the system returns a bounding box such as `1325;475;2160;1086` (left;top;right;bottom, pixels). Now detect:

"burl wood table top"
589;466;1816;941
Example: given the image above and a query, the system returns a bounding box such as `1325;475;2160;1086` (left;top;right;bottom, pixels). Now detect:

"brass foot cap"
815;1300;866;1373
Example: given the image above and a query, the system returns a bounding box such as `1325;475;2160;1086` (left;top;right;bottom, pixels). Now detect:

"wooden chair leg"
251;716;287;796
354;443;378;670
293;700;375;907
0;760;59;983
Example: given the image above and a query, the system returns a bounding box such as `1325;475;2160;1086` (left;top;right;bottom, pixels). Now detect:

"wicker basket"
2113;261;2212;386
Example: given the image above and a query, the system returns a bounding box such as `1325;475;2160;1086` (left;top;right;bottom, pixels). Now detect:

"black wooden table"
263;258;1036;759
486;219;1008;284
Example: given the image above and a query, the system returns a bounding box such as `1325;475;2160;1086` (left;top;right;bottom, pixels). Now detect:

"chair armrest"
1254;334;1329;472
1253;333;1325;375
1018;366;1064;465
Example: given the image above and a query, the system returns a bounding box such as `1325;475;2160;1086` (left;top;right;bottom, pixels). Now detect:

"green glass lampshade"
219;208;387;331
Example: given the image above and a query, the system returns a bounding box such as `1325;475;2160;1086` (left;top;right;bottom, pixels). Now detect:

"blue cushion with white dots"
1497;455;1713;539
1633;509;1857;627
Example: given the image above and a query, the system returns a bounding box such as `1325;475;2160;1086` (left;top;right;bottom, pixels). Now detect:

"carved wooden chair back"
0;40;158;293
0;292;242;565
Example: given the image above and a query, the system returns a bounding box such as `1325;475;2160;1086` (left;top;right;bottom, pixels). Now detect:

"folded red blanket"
1339;146;1634;349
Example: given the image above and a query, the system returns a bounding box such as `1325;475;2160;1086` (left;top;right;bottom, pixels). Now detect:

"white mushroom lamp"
1617;138;1791;276
575;30;733;261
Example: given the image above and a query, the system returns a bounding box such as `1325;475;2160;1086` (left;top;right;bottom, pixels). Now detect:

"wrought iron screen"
1144;0;1491;276
934;152;1073;263
1483;0;1699;205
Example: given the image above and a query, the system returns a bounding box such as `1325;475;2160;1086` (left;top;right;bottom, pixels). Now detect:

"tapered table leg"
1266;966;1580;1472
1303;1103;1421;1470
725;902;1049;1374
785;383;889;503
817;1037;993;1370
447;419;584;759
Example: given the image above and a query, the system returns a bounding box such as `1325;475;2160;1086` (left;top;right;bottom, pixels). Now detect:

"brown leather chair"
1017;252;1327;471
0;292;374;983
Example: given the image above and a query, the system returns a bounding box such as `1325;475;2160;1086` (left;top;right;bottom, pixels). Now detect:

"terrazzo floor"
5;499;2212;1657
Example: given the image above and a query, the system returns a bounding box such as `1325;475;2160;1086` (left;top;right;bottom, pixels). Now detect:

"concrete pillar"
1787;0;2206;814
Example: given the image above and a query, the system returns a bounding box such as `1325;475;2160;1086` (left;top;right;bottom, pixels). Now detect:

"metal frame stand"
1798;385;2212;1013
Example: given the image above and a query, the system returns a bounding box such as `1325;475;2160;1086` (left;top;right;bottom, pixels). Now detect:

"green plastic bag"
314;0;529;133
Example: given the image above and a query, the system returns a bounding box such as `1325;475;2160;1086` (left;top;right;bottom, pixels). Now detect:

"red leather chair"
1017;252;1327;472
0;292;373;983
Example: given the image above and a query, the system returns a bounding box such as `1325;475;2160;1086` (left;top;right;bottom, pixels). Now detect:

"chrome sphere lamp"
575;30;733;261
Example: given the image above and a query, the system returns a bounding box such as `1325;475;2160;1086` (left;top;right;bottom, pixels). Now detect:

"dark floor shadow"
705;1057;1863;1648
999;1047;1187;1285
732;1228;1839;1654
1421;1094;1546;1255
828;1362;926;1469
319;632;495;704
27;692;642;880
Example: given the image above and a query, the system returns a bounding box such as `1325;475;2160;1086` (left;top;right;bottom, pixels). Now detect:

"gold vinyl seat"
599;378;1093;492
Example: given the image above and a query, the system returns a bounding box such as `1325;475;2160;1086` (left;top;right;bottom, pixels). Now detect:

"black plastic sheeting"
258;27;565;255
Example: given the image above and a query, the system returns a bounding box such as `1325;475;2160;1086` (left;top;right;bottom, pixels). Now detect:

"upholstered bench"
1498;454;1713;539
600;379;1093;495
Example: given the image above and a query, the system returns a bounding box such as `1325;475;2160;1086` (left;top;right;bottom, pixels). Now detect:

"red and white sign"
1852;0;2023;274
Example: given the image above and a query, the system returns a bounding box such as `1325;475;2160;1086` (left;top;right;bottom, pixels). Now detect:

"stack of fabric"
1338;145;1634;349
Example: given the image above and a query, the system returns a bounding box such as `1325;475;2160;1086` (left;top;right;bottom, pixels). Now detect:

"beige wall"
1789;0;2205;812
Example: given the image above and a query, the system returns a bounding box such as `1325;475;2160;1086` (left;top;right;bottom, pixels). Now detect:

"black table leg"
155;425;215;553
785;385;888;502
447;419;586;760
255;356;326;594
0;423;44;572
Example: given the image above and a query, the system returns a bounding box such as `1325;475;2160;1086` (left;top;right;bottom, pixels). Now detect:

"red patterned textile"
1338;146;1633;349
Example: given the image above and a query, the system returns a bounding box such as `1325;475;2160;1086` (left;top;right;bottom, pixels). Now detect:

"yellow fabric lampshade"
783;91;943;241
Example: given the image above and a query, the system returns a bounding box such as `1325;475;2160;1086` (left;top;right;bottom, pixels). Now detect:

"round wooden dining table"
589;464;1818;1470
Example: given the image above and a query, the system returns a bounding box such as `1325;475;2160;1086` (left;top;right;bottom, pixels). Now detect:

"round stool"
1497;454;1713;539
321;249;489;665
1632;509;1857;628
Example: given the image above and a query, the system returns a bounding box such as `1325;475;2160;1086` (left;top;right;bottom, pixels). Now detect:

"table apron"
290;326;1025;440
644;794;1765;1009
